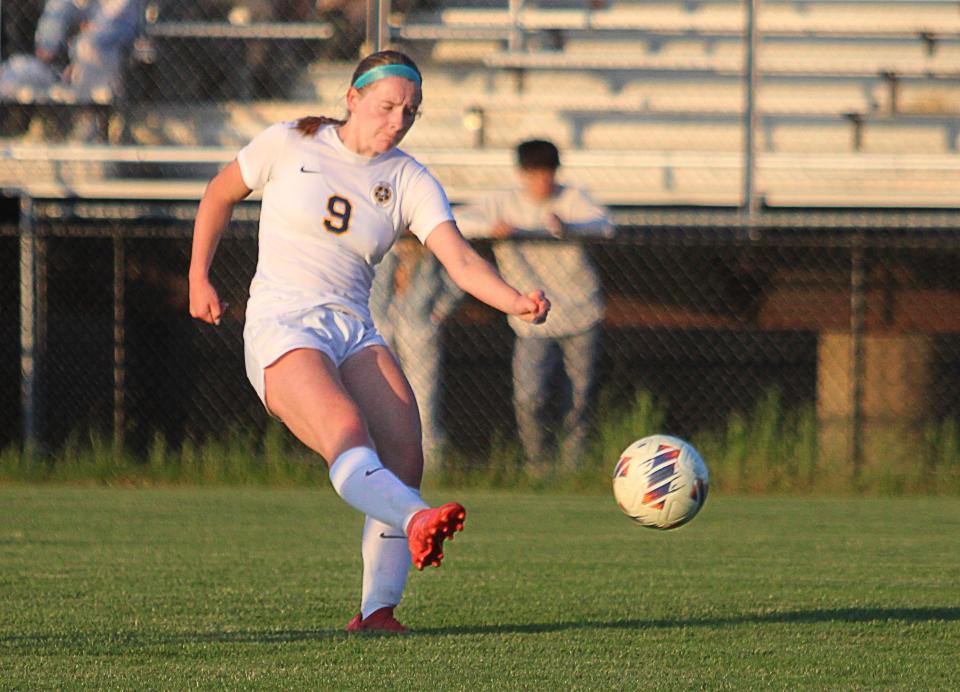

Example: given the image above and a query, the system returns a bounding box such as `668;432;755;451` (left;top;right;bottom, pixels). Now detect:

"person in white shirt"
34;0;144;101
458;139;613;477
188;50;550;633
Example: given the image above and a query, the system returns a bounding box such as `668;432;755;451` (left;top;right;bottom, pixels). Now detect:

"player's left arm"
425;221;549;324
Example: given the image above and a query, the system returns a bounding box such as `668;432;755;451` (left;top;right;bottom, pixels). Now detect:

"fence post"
366;0;390;53
849;235;866;480
508;0;525;52
743;0;760;217
113;234;126;453
19;195;38;455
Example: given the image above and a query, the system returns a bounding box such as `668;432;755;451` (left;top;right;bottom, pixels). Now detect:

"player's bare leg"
339;346;466;632
343;345;467;571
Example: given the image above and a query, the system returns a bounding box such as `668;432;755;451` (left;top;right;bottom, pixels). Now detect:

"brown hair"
295;50;422;137
294;115;345;136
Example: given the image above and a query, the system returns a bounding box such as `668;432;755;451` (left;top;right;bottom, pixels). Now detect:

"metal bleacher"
388;0;960;208
6;140;960;210
2;0;960;209
399;1;960;39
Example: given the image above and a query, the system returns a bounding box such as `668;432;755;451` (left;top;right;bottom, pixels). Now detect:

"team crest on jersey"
371;181;393;207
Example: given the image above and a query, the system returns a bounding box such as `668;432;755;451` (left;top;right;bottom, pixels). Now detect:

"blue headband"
352;64;422;90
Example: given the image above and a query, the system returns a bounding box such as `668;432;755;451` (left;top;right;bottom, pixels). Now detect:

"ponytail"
295;115;345;136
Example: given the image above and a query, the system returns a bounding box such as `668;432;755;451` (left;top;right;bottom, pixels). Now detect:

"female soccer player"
188;50;550;633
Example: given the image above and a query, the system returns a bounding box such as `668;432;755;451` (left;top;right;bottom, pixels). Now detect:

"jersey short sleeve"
237;122;290;191
401;166;455;244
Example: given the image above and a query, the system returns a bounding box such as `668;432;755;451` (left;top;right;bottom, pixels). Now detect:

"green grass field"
2;487;959;689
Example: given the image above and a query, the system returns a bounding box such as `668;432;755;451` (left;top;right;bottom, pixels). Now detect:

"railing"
5;143;960;207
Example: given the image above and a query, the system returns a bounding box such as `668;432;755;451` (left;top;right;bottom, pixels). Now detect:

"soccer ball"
612;434;709;529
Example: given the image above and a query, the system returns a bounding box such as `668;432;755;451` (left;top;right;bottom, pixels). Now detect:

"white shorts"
243;305;387;409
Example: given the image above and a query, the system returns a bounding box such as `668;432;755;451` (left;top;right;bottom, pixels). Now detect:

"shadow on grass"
413;606;960;637
3;606;959;651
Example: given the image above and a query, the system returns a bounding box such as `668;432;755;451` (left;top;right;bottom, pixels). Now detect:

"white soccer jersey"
237;122;455;325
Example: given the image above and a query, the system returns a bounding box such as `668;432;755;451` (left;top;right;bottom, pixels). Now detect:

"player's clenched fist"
514;289;550;324
189;277;227;325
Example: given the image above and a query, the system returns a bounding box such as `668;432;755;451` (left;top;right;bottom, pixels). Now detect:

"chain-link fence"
2;1;960;480
4;206;960;476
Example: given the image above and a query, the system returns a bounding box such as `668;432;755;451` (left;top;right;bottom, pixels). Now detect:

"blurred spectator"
0;0;144;139
370;238;464;469
457;139;614;476
33;0;145;102
0;53;57;101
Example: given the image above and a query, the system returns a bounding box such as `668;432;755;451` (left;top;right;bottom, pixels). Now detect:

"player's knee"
322;410;369;446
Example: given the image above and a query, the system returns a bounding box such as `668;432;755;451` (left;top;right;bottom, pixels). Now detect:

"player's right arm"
425;221;549;324
189;160;252;325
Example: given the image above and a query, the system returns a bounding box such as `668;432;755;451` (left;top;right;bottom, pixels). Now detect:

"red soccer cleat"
345;606;408;633
406;502;466;570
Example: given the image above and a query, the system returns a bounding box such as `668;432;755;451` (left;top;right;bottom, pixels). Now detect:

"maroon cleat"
345;606;408;633
406;502;466;570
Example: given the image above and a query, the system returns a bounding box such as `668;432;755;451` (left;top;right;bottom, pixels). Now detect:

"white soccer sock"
360;514;412;619
328;447;428;531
